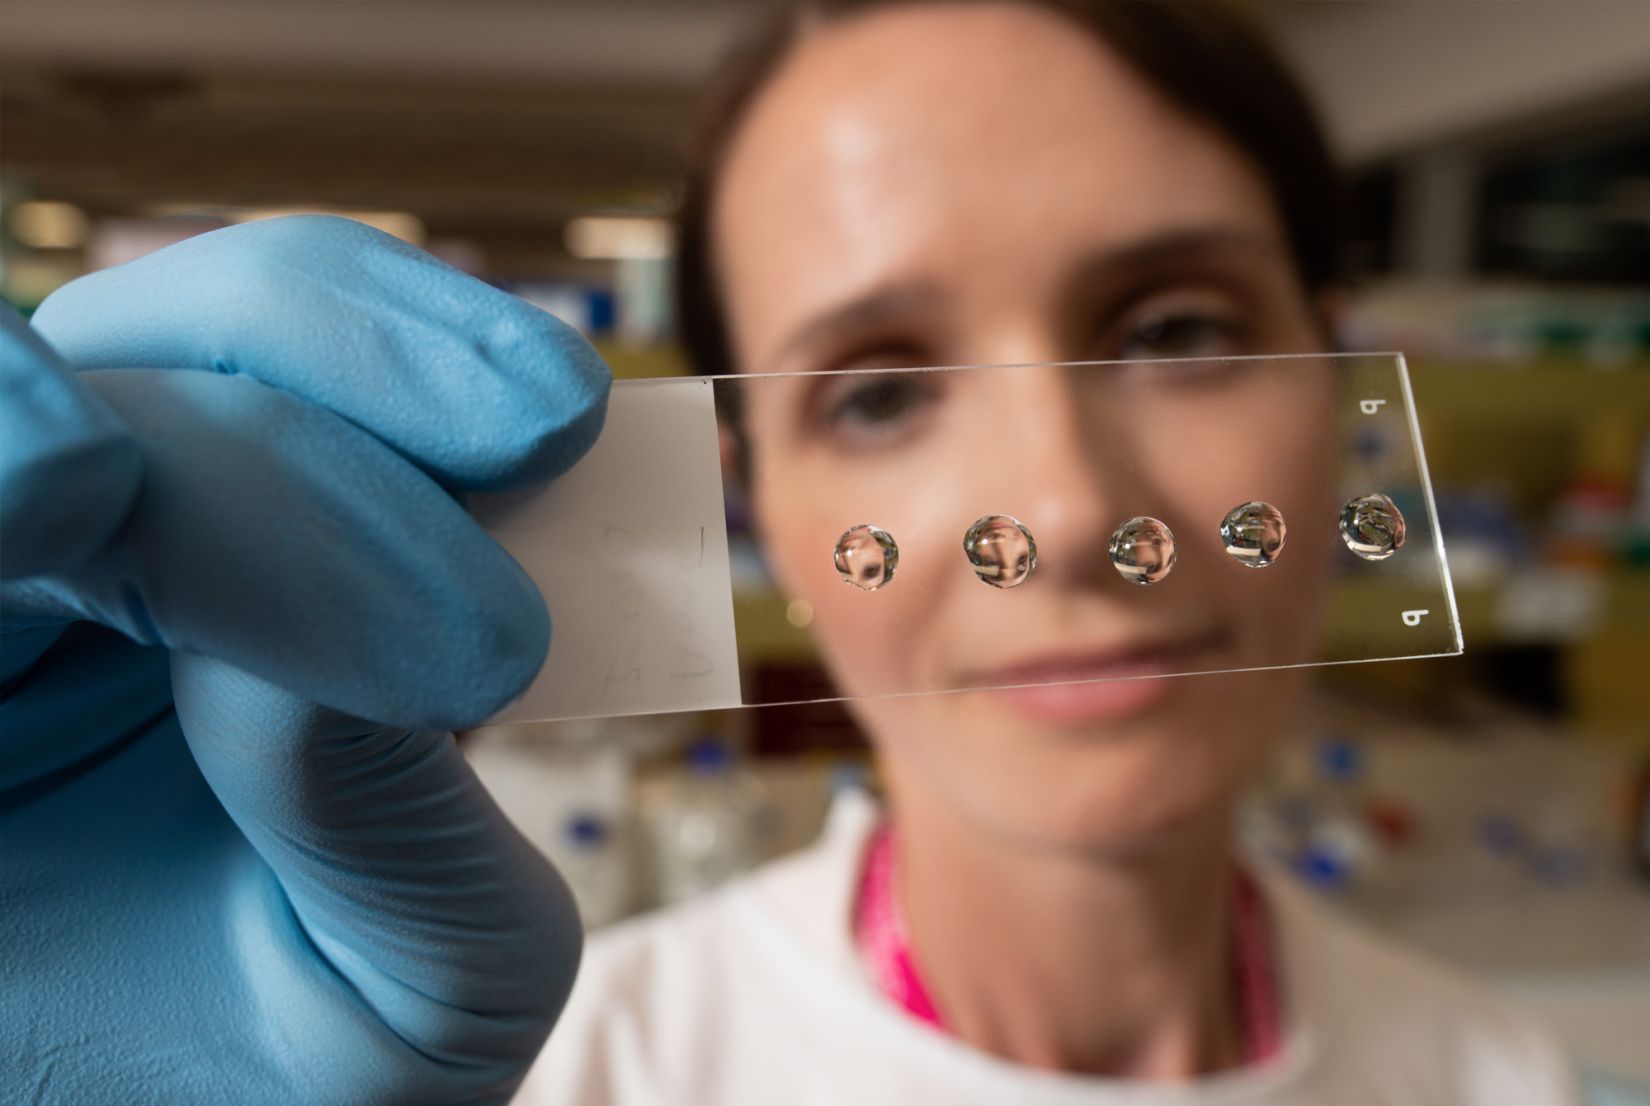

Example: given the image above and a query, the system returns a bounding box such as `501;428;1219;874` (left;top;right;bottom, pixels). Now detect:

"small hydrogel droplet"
834;524;899;590
963;515;1037;589
1110;516;1176;585
1339;493;1405;561
1220;500;1287;568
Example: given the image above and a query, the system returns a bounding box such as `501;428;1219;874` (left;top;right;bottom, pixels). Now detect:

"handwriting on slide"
477;379;745;721
595;523;719;706
597;526;643;701
668;527;716;683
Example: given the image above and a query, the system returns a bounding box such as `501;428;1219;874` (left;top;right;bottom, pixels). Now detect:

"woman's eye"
1117;311;1242;360
828;376;928;427
814;374;939;446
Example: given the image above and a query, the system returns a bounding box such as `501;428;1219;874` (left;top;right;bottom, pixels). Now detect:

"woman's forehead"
712;1;1281;366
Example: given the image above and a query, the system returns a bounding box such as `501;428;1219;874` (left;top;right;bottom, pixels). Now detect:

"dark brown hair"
673;0;1342;377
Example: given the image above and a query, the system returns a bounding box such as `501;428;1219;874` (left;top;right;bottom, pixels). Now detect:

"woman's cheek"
755;450;965;699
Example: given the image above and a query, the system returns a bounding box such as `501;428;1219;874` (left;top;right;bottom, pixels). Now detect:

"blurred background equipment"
4;0;1648;1096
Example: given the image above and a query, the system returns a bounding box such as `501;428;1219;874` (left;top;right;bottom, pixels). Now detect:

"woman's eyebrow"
762;228;1281;371
765;280;945;371
1064;226;1288;288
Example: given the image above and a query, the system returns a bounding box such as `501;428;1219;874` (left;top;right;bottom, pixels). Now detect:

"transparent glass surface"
471;353;1462;722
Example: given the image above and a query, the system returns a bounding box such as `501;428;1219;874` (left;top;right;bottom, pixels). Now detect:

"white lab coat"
518;790;1579;1106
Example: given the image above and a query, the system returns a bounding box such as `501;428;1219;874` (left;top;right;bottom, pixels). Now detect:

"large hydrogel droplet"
834;524;899;590
1220;501;1287;568
963;515;1037;589
1339;494;1405;561
1110;516;1176;585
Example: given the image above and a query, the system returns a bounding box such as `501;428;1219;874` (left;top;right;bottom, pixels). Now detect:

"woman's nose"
969;364;1128;586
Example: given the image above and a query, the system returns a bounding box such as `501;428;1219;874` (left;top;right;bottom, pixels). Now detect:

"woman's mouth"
958;631;1229;725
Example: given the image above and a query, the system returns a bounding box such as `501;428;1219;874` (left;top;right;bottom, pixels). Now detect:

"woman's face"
714;2;1337;852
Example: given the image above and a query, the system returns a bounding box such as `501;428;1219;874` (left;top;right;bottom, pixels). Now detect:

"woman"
520;2;1576;1102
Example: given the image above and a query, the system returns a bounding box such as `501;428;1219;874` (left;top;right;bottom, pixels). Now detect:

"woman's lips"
959;634;1226;725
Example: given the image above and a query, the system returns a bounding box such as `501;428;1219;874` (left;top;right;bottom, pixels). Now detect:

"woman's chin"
888;728;1244;856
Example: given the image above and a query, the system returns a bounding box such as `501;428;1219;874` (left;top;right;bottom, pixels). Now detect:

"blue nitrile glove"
1;215;608;1105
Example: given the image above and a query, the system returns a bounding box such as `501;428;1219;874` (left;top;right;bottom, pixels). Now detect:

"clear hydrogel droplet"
1109;516;1177;585
1220;500;1287;568
834;524;899;590
1338;493;1405;561
963;515;1037;589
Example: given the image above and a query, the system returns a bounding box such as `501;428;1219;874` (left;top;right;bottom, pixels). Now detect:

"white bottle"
551;811;632;930
647;738;765;907
464;722;637;928
1296;738;1379;897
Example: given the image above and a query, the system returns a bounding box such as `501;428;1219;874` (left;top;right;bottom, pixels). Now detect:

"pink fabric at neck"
853;823;1282;1064
855;820;947;1027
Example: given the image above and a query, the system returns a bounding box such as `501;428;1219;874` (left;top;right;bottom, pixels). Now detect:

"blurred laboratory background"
4;0;1649;1095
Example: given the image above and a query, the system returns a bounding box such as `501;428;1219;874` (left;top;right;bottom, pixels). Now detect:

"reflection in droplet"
1339;494;1406;561
1220;501;1287;568
834;524;899;590
1110;516;1177;585
963;515;1037;589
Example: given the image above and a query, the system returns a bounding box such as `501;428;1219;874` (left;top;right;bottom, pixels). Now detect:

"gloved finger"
0;307;141;580
29;215;609;492
2;368;548;730
172;653;581;1087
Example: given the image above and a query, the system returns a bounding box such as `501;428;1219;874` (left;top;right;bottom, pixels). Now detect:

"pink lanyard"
853;824;1282;1064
